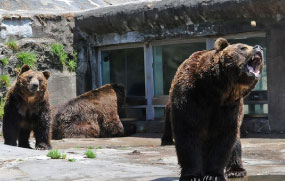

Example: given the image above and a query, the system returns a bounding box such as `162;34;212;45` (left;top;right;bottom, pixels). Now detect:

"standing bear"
169;38;263;181
3;65;52;150
52;83;130;139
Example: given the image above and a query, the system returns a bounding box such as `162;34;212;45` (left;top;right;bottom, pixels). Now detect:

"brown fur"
52;83;126;139
167;38;263;181
3;65;52;150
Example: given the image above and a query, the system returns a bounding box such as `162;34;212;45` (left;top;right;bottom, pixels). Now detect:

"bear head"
110;83;126;107
214;38;264;100
17;65;50;97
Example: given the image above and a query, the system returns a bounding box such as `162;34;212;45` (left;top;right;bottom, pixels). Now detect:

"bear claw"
226;167;247;178
180;176;202;181
202;175;226;181
35;143;51;150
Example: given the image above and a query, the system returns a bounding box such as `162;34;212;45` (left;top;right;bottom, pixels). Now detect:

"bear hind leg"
161;105;174;146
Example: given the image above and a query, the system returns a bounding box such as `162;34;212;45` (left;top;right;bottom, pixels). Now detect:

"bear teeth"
247;64;260;78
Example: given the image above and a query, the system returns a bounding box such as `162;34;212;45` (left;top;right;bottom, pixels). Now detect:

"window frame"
97;31;267;120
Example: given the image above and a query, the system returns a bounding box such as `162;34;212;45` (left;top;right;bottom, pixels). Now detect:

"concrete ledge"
76;0;285;35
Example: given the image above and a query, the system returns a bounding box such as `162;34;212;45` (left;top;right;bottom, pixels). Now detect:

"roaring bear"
3;65;52;150
167;38;263;181
52;83;131;139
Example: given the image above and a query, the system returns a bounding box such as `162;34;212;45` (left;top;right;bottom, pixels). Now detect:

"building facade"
74;0;285;133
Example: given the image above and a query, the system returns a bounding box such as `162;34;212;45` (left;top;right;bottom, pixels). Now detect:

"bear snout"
30;79;39;92
31;83;39;90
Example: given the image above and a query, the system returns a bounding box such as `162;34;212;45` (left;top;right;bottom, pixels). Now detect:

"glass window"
101;47;145;96
153;42;206;96
229;37;267;116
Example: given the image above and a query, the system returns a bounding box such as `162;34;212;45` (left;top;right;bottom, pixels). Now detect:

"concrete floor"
0;134;285;181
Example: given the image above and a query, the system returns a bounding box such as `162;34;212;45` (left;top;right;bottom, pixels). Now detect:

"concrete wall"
48;71;77;107
267;24;285;133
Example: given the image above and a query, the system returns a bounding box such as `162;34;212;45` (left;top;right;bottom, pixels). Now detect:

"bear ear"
214;38;229;51
42;71;50;80
19;64;30;75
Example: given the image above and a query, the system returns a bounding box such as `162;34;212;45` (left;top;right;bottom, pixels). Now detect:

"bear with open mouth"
166;38;263;181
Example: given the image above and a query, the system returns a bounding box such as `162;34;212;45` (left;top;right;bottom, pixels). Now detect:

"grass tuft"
0;74;11;87
1;58;9;67
17;52;37;68
47;149;66;159
50;43;67;67
85;149;96;159
68;158;76;162
67;59;77;72
5;40;18;51
0;97;6;120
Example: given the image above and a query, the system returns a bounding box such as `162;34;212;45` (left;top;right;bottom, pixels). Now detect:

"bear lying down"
164;38;263;181
52;83;135;139
3;65;52;150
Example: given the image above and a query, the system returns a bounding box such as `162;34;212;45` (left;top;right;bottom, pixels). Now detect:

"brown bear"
3;65;52;150
167;38;263;181
52;83;130;139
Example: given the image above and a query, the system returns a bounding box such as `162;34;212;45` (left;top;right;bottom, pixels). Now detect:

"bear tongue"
247;64;260;78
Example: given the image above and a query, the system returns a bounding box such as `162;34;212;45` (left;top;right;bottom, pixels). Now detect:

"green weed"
0;98;5;120
1;58;9;67
67;59;76;72
0;74;11;87
47;149;66;159
85;149;96;159
5;40;18;51
68;158;76;162
87;146;94;149
61;154;67;159
50;43;67;66
96;146;102;149
17;52;37;68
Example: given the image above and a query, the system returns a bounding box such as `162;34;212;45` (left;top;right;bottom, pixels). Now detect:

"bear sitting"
52;83;133;139
168;38;263;181
3;65;52;150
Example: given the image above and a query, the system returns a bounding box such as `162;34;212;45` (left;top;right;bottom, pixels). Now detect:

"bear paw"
202;175;226;181
35;143;51;150
226;167;247;178
179;176;202;181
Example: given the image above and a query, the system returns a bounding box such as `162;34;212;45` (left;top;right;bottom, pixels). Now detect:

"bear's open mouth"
247;52;262;78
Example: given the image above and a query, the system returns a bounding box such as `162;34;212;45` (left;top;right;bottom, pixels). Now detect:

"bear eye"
241;47;248;51
27;76;33;81
39;79;43;84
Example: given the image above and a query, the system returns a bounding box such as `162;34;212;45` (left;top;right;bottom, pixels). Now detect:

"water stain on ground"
229;175;285;181
152;175;285;181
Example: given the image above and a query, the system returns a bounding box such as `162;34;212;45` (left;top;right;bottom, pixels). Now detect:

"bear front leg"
204;134;236;181
18;128;32;149
3;120;18;146
175;134;203;180
34;108;52;150
3;105;21;147
225;138;247;178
